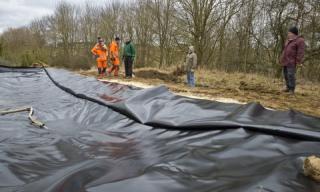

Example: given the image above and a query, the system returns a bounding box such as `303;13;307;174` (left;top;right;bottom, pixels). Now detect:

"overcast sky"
0;0;118;34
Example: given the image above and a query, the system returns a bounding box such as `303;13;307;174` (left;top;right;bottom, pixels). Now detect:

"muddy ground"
79;68;320;117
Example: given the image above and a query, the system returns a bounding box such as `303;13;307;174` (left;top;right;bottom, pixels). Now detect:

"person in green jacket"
122;37;136;78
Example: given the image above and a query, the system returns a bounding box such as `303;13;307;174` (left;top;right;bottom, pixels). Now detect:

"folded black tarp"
0;66;319;192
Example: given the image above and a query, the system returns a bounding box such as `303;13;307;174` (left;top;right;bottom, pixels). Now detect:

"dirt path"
79;68;320;117
99;78;243;104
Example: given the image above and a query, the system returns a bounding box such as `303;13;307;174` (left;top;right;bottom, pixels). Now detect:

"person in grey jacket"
185;46;197;87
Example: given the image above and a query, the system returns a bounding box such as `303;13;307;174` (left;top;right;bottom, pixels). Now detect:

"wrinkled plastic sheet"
0;66;319;192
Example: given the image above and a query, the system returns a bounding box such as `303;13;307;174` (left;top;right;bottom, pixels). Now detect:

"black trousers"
283;66;296;91
124;56;134;77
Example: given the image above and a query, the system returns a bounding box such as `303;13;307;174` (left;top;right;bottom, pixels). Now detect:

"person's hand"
190;68;195;73
298;63;304;68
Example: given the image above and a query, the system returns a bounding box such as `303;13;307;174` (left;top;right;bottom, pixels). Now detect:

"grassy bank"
80;67;320;117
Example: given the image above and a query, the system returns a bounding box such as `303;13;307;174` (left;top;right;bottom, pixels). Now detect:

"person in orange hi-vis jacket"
91;37;108;79
108;37;121;77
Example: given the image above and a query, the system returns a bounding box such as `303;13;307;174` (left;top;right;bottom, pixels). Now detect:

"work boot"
289;90;295;95
282;88;289;92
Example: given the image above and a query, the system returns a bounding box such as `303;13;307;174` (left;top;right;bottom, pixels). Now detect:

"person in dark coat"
280;26;305;94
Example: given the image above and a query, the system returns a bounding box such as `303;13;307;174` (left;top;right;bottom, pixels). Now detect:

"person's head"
188;46;194;54
288;26;298;39
125;36;131;43
115;36;121;44
98;37;104;45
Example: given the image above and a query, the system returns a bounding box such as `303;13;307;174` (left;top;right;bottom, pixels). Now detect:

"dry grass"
79;67;320;117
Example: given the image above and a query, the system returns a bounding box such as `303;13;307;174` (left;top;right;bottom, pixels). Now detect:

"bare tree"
151;0;175;68
79;3;100;49
216;0;243;70
133;0;155;67
176;0;222;67
1;0;320;80
54;2;79;56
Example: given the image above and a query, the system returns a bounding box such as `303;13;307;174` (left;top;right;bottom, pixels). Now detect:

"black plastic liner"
0;66;319;192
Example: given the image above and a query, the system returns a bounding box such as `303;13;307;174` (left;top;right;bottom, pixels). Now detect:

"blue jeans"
187;71;195;87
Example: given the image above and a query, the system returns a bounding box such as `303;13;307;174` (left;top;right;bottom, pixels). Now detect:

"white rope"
1;107;47;129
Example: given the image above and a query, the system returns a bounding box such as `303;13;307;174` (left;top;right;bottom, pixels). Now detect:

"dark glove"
94;54;99;59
